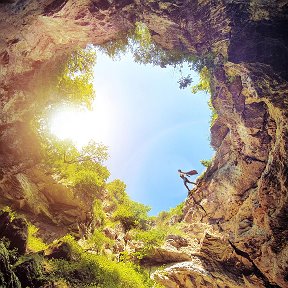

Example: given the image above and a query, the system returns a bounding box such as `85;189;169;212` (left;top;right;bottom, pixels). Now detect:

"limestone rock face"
183;62;288;286
152;224;264;288
0;0;287;287
140;234;192;266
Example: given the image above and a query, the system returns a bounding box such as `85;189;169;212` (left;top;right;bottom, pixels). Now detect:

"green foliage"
112;199;150;232
34;44;107;204
178;75;192;89
0;209;47;254
93;199;106;228
131;23;213;71
155;202;184;226
106;179;127;205
208;98;218;127
41;137;109;203
200;159;213;168
98;34;130;60
126;223;184;263
133;229;166;259
105;179;151;231
98;22;152;60
99;21;214;90
34;45;97;157
122;202;186;263
189;66;218;127
1;206;16;220
48;235;154;288
85;230;113;254
168;202;184;217
56;46;97;109
27;224;48;252
133;22;152;48
191;66;211;94
43;136;108;169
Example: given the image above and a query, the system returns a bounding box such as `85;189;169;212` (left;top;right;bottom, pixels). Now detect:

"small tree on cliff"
42;137;109;204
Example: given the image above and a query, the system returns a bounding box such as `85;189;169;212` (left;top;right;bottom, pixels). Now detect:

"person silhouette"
178;169;198;191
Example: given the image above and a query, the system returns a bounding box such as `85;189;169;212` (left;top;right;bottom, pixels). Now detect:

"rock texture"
181;62;288;287
0;212;50;288
0;0;287;287
0;243;21;288
0;211;28;255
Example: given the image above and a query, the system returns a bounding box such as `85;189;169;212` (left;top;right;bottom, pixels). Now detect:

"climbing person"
178;169;198;191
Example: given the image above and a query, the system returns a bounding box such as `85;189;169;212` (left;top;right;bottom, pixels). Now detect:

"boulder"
14;257;49;288
5;217;28;255
45;241;72;261
0;211;28;255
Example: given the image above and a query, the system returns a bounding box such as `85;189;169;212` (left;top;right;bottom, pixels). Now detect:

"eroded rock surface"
0;0;287;287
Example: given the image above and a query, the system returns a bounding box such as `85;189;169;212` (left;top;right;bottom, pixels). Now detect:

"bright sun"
49;96;114;148
49;109;91;147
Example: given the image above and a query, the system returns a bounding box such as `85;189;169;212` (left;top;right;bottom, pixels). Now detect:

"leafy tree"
85;229;113;254
93;199;106;228
98;33;130;60
133;229;166;259
105;179;151;231
99;21;215;86
178;75;192;89
154;202;184;226
106;179;127;204
34;45;97;140
41;136;110;203
56;46;97;109
112;199;151;232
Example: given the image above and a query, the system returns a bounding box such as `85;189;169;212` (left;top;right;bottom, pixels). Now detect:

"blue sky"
50;50;214;215
92;51;214;215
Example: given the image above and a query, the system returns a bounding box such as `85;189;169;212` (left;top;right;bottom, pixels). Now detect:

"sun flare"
49;102;112;148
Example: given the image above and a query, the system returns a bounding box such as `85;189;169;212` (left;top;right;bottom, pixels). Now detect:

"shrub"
106;179;127;205
200;159;213;168
92;199;106;228
112;200;150;232
208;98;218;127
154;202;184;226
27;224;48;252
48;235;154;288
133;229;166;259
191;66;211;94
85;230;113;254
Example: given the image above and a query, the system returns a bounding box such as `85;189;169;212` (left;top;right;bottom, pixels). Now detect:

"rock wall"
0;0;287;287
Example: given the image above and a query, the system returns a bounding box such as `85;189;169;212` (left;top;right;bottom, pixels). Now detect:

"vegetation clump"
99;21;218;127
27;223;48;252
55;46;97;109
99;22;214;85
46;235;155;288
200;159;213;168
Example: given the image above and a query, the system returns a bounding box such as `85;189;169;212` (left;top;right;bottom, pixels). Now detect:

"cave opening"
44;46;215;215
0;1;287;287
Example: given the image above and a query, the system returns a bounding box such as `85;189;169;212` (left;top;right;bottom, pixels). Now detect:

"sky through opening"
50;50;214;215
